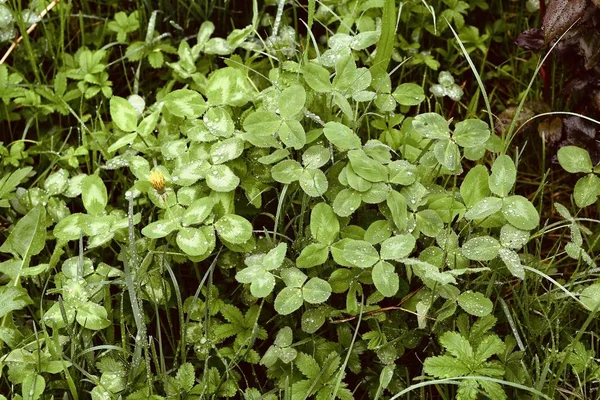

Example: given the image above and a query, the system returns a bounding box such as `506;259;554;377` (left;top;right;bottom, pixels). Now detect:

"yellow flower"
149;170;166;193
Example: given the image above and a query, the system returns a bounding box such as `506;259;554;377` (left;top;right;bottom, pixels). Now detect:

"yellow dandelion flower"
149;170;166;193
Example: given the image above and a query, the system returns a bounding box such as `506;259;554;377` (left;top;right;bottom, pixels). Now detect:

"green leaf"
333;188;362;217
299;168;328;197
176;227;208;256
163;89;208;119
343;239;379;268
502;195;539;230
460;165;490;208
499;224;529;250
386;190;408;231
557;146;593;174
488;155;516;197
76;302;111;330
263;243;287;270
302;145;330;169
302;277;332;304
235;267;275;298
302;63;333;93
206;164;240;192
22;374;45;400
412;113;451;140
347;150;388;182
205;67;249;106
440;331;473;360
310;203;339;245
0;286;33;319
392;83;425;106
574;174;600;208
423;355;471;378
301;308;327;333
457;291;493;317
380;234;415;260
461;236;500;261
110;96;137;132
172;160;207;186
0;204;45;259
323;122;361;151
215;214;253;244
475;335;506;362
433;139;460;170
271;160;303;184
82;175;107;216
279;119;306;150
210;138;244;164
279;84;306;119
453;119;490;148
388;160;417;185
465;197;503;220
176;363;195;392
499;248;524;279
141;219;179;239
296;243;329;268
281;267;308;288
274;287;304;315
182;197;214;226
372;260;399;297
416;209;444;237
108;132;137;153
53;213;85;242
243;111;281;136
580;283;600;312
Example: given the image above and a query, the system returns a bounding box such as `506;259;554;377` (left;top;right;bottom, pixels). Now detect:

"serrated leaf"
182;197;214;226
433;139;460;170
243;111;281;136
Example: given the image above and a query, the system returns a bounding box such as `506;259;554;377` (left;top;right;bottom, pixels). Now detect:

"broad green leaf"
380;234;416;260
0;166;32;199
453;119;490;148
364;220;392;244
323;122;361;151
279;119;306;150
557;146;593;174
310;203;339;245
416;209;444;237
206;164;239;192
210;137;244;164
250;270;276;298
343;239;379;268
53;213;85;242
301;308;327;333
22;374;45;400
499;224;529;250
171;160;207;186
110;96;137;132
465;197;503;220
275;326;294;347
141;219;179;238
0;204;45;259
460;165;490;208
433;139;460;171
281;267;308;288
461;236;500;261
423;355;472;378
439;331;473;359
412;113;451;140
215;214;253;244
502;195;539;230
274;287;303;315
263;243;287;270
333;188;362;217
574;174;600;208
76;302;111;330
457;291;493;317
176;227;208;256
205;67;249;107
387;190;408;232
388;160;417;185
296;243;329;268
362;182;390;204
302;63;332;93
0;286;33;319
333;55;357;91
302;277;332;304
271;160;303;184
161;139;187;160
243;111;281;136
259;149;290;165
488;155;516;197
344;164;372;192
499;248;524;279
302;145;330;169
401;258;456;285
372;261;399;297
44;169;69;196
392;83;425;106
347;150;387;182
279;84;306;119
108;132;137;153
580;283;600;312
182;197;213;226
299;168;328;197
82;175;107;216
163;89;208;119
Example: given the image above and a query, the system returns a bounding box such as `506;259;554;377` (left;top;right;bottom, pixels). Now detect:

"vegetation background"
0;0;599;399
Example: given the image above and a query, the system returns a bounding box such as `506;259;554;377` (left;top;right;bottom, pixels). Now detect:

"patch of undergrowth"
0;1;599;399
